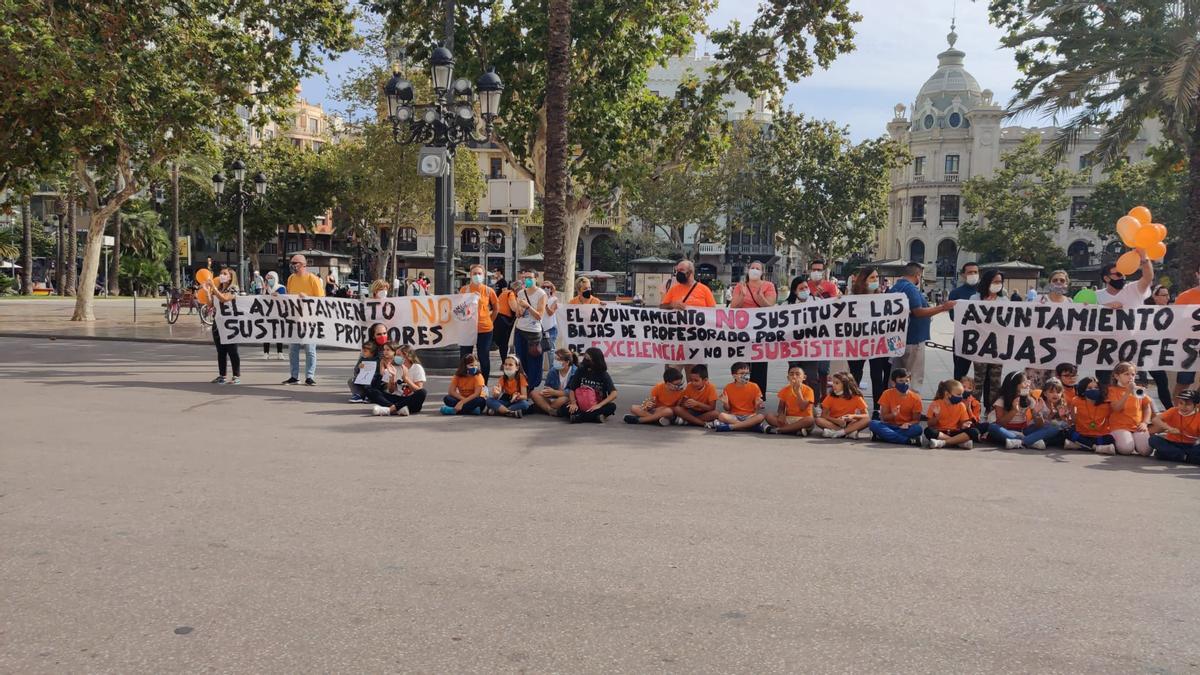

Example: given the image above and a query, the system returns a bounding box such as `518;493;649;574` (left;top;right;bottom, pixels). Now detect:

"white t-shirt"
541;295;559;332
514;286;547;333
404;363;427;386
1096;282;1150;308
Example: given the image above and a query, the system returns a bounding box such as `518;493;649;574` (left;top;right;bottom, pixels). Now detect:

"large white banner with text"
565;295;910;363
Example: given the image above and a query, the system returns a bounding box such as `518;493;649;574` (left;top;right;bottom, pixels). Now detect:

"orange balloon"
195;268;213;284
1151;223;1167;241
1115;250;1140;275
1116;216;1141;247
196;288;210;304
1133;224;1161;249
1145;241;1167;261
1128;205;1152;225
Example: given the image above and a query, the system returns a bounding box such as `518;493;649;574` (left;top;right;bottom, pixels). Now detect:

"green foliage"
0;273;14;295
1076;152;1187;247
118;256;168;295
748;110;909;261
959;135;1072;268
118;207;171;263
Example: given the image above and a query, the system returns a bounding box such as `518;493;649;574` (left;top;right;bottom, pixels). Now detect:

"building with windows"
878;23;1160;284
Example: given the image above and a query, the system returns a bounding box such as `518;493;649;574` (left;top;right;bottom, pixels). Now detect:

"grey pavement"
2;336;1199;673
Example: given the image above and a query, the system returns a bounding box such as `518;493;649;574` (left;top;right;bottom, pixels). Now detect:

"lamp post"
212;161;267;288
383;42;502;294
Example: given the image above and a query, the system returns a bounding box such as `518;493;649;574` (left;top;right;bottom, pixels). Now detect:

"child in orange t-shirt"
763;365;816;436
1053;363;1079;410
1148;389;1200;464
442;354;487;415
709;362;766;432
486;355;531;418
815;371;870;439
1105;361;1153;456
1064;377;1116;454
625;367;685;426
959;375;984;426
867;368;925;446
672;365;721;427
922;379;979;449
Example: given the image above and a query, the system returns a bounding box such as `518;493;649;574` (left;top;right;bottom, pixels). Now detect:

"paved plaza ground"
2;334;1199;672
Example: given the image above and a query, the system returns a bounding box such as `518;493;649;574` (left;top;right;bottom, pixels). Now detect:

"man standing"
1173;261;1200;396
283;254;324;386
1095;251;1153;384
661;259;716;375
890;261;954;395
460;264;500;381
948;262;980;380
806;259;840;299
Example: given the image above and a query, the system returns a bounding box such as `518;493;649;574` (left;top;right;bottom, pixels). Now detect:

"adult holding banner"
891;261;954;396
785;276;830;401
569;277;602;305
847;266;891;412
510;269;548;388
283;254;324;386
460;264;500;382
1095;252;1153;385
729;261;777;394
969;269;1009;409
948;262;980;381
660;259;716;376
1024;269;1073;390
203;266;241;385
1173;262;1200;397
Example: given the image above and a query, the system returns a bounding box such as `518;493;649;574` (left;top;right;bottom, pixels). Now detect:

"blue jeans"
987;425;1024;442
513;329;544;389
443;395;486;414
1068;430;1113;448
289;343;317;379
460;331;494;381
1149;435;1199;463
1021;424;1066;447
869;421;923;445
486;395;532;414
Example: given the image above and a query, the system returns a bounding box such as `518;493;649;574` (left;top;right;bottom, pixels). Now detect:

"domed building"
876;22;1161;285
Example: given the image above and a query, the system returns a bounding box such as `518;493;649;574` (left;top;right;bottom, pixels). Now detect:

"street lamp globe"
430;45;455;94
230;159;246;182
253;172;268;196
211;172;226;195
384;73;414;122
475;66;504;121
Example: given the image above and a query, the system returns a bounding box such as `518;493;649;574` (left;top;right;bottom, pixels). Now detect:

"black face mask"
581;289;593;299
675;271;689;284
1108;278;1126;290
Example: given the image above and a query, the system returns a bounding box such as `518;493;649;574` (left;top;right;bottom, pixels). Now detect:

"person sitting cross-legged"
707;362;766;432
762;364;816;436
624;367;685;426
867;368;925;446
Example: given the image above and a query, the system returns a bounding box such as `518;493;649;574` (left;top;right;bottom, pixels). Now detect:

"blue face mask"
467;366;479;375
948;395;964;405
524;278;535;288
895;383;910;394
867;281;880;291
1084;389;1102;402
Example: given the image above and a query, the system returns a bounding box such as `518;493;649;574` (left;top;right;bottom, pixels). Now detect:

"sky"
299;0;1025;142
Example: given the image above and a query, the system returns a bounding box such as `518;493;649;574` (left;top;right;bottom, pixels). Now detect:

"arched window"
1068;240;1090;268
909;239;926;263
486;228;505;251
460;228;479;252
948;112;962;128
936;239;958;276
397;227;417;251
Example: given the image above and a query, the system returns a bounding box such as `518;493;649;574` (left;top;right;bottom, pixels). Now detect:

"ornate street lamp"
212;161;267;288
384;42;503;294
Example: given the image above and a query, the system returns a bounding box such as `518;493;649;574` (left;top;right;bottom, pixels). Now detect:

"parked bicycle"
164;287;214;326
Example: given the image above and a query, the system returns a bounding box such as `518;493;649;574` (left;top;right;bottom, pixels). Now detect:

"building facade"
878;24;1160;283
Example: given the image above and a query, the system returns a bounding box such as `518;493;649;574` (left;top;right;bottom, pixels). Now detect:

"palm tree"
994;0;1200;275
541;0;572;288
20;193;32;293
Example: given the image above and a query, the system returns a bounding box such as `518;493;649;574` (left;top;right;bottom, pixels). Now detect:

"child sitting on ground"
762;365;816;435
441;354;487;415
624;367;685;426
1148;389;1200;464
672;365;720;427
487;355;532;418
815;371;871;439
348;340;378;403
922;379;979;449
708;362;766;432
867;368;924;446
1064;377;1116;454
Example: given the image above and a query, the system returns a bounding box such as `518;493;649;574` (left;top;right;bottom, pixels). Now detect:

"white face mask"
1018;387;1031;396
989;283;1004;294
375;290;387;299
748;268;762;280
472;273;484;284
218;274;230;284
965;273;979;285
503;368;517;377
809;271;824;282
555;360;569;369
795;290;810;301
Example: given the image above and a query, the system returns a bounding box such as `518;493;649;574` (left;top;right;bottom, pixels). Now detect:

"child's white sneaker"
1005;438;1023;450
372;405;391;416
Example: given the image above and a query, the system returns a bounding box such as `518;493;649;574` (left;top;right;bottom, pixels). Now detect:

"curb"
0;332;210;346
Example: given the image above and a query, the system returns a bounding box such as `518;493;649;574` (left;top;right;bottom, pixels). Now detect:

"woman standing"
784;276;829;401
729;261;777;394
368;279;390;299
261;270;285;359
569;276;603;305
846;266;891;412
541;279;561;372
1024;269;1072;388
1145;285;1173;409
510;270;547;388
969;269;1008;410
203;265;241;384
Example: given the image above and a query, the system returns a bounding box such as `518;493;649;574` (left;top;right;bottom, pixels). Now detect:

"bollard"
133;290;137;323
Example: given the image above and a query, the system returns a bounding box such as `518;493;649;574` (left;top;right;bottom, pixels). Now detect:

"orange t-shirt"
964;395;983;423
1106;386;1146;431
777;384;816;417
927;399;968;432
822;394;868;419
500;374;528;397
460;283;499;333
1073;398;1111;435
1158;407;1200;444
451;373;486;398
877;388;923;425
569;295;602;305
1174;288;1200;304
496;289;516;317
682;381;718;408
723;382;763;415
650;382;686;409
1060;387;1078;409
662;281;716;308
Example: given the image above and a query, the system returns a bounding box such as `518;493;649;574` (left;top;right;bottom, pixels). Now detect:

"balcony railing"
913;174;925;183
944;173;959;182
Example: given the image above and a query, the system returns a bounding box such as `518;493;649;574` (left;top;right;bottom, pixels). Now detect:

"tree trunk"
72;154;138;321
19;193;32;294
170;162;181;289
1185;110;1200;288
66;196;77;296
560;202;589;304
55;206;65;295
386;183;405;285
541;0;572;288
108;210;122;295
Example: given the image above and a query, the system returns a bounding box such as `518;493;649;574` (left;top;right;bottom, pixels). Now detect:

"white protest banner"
953;300;1200;372
565;294;910;364
215;294;480;350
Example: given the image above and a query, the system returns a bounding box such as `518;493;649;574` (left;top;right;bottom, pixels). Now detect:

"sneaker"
569;414;582;424
831;429;846;438
282;377;299;385
960;440;973;449
1095;444;1116;455
1030;440;1046;450
798;428;810;437
396;406;410;417
673;417;688;426
705;421;720;430
262;353;272;360
1064;439;1083;450
230;376;240;385
919;434;931;448
472;408;483;415
624;414;640;425
440;405;456;415
507;409;524;419
372;405;391;416
1005;438;1023;450
657;416;672;427
304;378;316;386
211;376;226;384
929;439;947;449
907;437;921;447
712;422;732;432
760;422;778;434
349;395;365;403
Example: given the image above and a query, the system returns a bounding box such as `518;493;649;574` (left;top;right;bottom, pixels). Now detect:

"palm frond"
1162;34;1200;128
